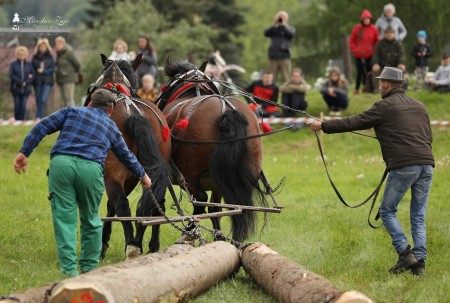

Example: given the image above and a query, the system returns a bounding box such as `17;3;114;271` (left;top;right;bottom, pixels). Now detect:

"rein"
313;132;385;229
171;122;307;144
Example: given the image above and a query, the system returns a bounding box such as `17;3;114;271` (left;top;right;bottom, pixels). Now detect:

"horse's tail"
124;115;171;217
210;110;266;242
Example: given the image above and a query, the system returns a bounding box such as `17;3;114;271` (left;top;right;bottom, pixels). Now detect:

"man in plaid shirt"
13;88;151;277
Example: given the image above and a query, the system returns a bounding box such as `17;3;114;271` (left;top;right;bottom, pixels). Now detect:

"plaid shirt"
20;107;145;178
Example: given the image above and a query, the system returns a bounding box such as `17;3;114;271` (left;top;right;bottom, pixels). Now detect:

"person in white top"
109;39;133;62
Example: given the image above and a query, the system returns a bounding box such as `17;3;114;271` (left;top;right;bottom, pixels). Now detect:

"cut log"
241;242;373;303
0;244;194;303
48;241;240;303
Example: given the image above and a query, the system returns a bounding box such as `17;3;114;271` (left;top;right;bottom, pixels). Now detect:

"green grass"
0;90;449;302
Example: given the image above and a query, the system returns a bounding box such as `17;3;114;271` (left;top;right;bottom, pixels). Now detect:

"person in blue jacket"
9;46;35;120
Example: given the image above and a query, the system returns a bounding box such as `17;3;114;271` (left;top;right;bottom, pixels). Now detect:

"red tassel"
261;121;272;133
105;82;113;89
176;117;189;129
115;83;130;96
161;125;170;142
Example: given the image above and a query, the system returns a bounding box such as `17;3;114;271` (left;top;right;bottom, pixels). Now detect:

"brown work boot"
389;245;418;274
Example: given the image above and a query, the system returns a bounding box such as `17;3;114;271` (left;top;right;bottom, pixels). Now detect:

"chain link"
146;189;245;249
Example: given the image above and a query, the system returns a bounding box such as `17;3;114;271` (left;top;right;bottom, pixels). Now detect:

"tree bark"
0;244;194;303
241;242;373;303
48;241;240;303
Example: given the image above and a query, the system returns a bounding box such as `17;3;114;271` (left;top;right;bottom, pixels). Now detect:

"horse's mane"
164;57;196;80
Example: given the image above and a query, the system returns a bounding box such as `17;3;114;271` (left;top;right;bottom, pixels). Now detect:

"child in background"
320;66;349;116
109;39;133;62
411;30;432;91
137;74;158;102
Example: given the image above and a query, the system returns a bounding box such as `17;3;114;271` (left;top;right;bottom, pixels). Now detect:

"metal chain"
146;189;207;245
146;188;245;249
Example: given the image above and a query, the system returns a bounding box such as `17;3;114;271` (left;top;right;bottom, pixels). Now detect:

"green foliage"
1;90;449;302
80;0;214;87
151;0;246;65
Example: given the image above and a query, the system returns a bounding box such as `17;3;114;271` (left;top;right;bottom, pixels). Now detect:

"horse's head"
87;54;142;103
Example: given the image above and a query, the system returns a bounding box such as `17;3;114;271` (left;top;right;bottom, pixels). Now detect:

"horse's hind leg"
101;200;115;259
209;190;227;241
106;182;136;256
149;198;165;253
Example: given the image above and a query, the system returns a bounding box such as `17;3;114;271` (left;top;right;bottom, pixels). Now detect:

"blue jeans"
34;84;53;118
380;165;433;261
12;93;29;120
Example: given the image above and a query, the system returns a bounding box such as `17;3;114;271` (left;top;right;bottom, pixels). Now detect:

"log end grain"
48;280;115;303
334;290;373;303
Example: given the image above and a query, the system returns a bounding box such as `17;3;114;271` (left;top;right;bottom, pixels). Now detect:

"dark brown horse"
86;54;171;257
158;59;268;242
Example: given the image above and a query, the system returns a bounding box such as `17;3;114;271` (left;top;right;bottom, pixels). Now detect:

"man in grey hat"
13;88;152;277
308;66;434;276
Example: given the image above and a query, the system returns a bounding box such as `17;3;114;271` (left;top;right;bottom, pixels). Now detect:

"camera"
278;17;283;23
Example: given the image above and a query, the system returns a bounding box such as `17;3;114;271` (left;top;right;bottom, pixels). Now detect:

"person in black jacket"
135;36;158;88
32;38;56;119
9;46;35;120
411;30;432;91
264;11;296;84
246;70;279;117
308;67;434;276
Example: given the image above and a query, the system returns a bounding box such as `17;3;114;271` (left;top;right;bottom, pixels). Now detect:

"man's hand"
372;64;380;72
140;173;152;189
307;120;323;132
14;152;28;174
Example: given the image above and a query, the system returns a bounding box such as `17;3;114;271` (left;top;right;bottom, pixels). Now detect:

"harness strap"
314;131;386;229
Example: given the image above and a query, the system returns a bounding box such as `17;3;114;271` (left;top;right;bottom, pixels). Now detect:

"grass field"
0;90;449;302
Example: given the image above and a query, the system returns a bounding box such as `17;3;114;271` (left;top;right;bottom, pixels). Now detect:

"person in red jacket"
349;9;379;94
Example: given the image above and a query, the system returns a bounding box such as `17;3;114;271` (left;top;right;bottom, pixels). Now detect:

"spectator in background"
280;68;309;117
349;9;379;95
135;36;158;87
109;39;132;62
9;46;35;120
411;31;432;91
320;66;349;116
137;74;158;102
424;53;450;93
32;38;56;119
371;26;406;91
264;11;296;84
246;70;279;117
55;36;81;107
375;3;407;41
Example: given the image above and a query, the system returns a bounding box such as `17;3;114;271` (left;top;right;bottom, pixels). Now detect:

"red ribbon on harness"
104;82;130;96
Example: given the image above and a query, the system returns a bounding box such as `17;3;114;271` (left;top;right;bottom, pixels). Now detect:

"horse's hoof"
100;243;109;260
126;245;141;260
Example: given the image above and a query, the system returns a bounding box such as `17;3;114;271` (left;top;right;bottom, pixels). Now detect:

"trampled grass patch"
0;90;449;302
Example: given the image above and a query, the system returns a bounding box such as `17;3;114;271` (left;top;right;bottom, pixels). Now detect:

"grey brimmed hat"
375;67;404;83
91;88;117;105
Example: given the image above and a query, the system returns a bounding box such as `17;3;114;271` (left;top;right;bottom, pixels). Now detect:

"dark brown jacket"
322;88;434;171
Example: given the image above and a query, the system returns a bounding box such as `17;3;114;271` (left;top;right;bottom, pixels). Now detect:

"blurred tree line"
1;0;450;86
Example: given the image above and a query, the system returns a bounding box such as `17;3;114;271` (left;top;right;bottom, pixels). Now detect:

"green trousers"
48;154;104;276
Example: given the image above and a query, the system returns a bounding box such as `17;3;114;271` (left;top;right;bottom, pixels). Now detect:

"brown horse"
158;59;268;242
86;54;171;257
